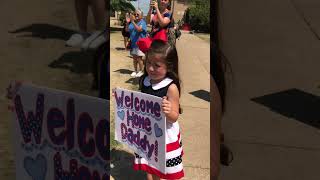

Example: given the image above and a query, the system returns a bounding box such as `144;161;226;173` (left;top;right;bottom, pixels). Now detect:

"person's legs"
133;55;138;72
146;173;161;180
152;174;160;180
66;0;90;46
79;0;107;49
135;49;145;77
89;0;106;30
137;56;144;72
130;54;138;77
75;0;89;32
146;173;153;180
124;37;128;50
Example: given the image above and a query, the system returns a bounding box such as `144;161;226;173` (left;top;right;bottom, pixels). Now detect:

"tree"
184;0;210;32
110;0;135;12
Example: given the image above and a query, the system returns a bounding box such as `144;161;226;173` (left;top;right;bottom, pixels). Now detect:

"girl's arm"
162;83;180;123
152;1;171;27
146;0;153;25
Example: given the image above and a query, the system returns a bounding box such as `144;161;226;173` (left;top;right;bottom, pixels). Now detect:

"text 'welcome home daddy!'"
113;88;166;173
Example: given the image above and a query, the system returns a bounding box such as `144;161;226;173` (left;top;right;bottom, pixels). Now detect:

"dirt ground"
0;0;101;179
109;29;147;180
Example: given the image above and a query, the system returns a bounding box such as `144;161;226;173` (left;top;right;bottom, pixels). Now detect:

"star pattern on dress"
135;153;142;159
166;155;182;167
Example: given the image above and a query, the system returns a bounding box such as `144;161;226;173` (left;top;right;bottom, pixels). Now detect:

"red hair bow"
137;29;168;53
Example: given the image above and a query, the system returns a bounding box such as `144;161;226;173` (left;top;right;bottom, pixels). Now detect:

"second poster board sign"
11;83;109;180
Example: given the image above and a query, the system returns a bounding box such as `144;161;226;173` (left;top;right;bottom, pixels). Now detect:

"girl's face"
146;54;167;83
159;0;170;10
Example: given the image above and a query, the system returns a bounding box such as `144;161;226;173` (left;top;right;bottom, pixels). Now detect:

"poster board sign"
11;83;109;180
113;87;166;173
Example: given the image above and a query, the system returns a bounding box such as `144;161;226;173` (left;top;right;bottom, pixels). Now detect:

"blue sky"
129;0;150;17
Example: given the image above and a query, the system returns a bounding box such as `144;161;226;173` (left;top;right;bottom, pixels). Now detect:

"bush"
184;0;210;32
119;12;126;25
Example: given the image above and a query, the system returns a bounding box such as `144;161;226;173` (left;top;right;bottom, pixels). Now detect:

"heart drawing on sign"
117;110;125;120
24;153;47;180
154;123;163;137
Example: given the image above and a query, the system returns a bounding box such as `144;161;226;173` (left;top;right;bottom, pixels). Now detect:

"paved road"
177;32;210;179
218;0;320;179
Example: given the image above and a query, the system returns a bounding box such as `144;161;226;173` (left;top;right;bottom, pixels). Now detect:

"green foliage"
110;0;135;12
119;13;126;24
184;0;210;32
111;0;136;25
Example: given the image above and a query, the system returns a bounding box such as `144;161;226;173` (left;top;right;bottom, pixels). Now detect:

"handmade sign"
113;88;166;173
11;83;109;180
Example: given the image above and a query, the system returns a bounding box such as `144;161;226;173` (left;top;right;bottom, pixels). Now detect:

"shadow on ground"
115;47;126;51
48;51;94;74
113;68;140;85
110;26;123;32
190;90;210;102
251;88;320;129
126;78;140;86
9;23;76;40
114;69;133;75
110;149;146;180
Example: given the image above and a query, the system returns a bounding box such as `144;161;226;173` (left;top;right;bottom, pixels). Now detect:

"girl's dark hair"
140;40;182;113
167;0;172;10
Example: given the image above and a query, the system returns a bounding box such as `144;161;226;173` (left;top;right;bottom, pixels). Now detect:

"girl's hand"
112;88;116;97
150;0;159;10
162;96;172;115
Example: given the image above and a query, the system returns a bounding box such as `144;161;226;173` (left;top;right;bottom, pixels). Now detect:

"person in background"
122;12;131;51
66;0;106;49
147;0;172;36
128;9;147;78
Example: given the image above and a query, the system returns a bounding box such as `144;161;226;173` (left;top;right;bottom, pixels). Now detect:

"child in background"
134;40;184;180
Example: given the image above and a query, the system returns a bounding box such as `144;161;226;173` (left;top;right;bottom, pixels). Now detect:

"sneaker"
66;33;89;47
81;31;107;50
130;71;137;77
136;71;144;77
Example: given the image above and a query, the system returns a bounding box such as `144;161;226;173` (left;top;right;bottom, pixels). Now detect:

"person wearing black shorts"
122;13;131;50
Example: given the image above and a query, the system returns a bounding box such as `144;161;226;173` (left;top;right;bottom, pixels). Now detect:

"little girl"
134;40;184;180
